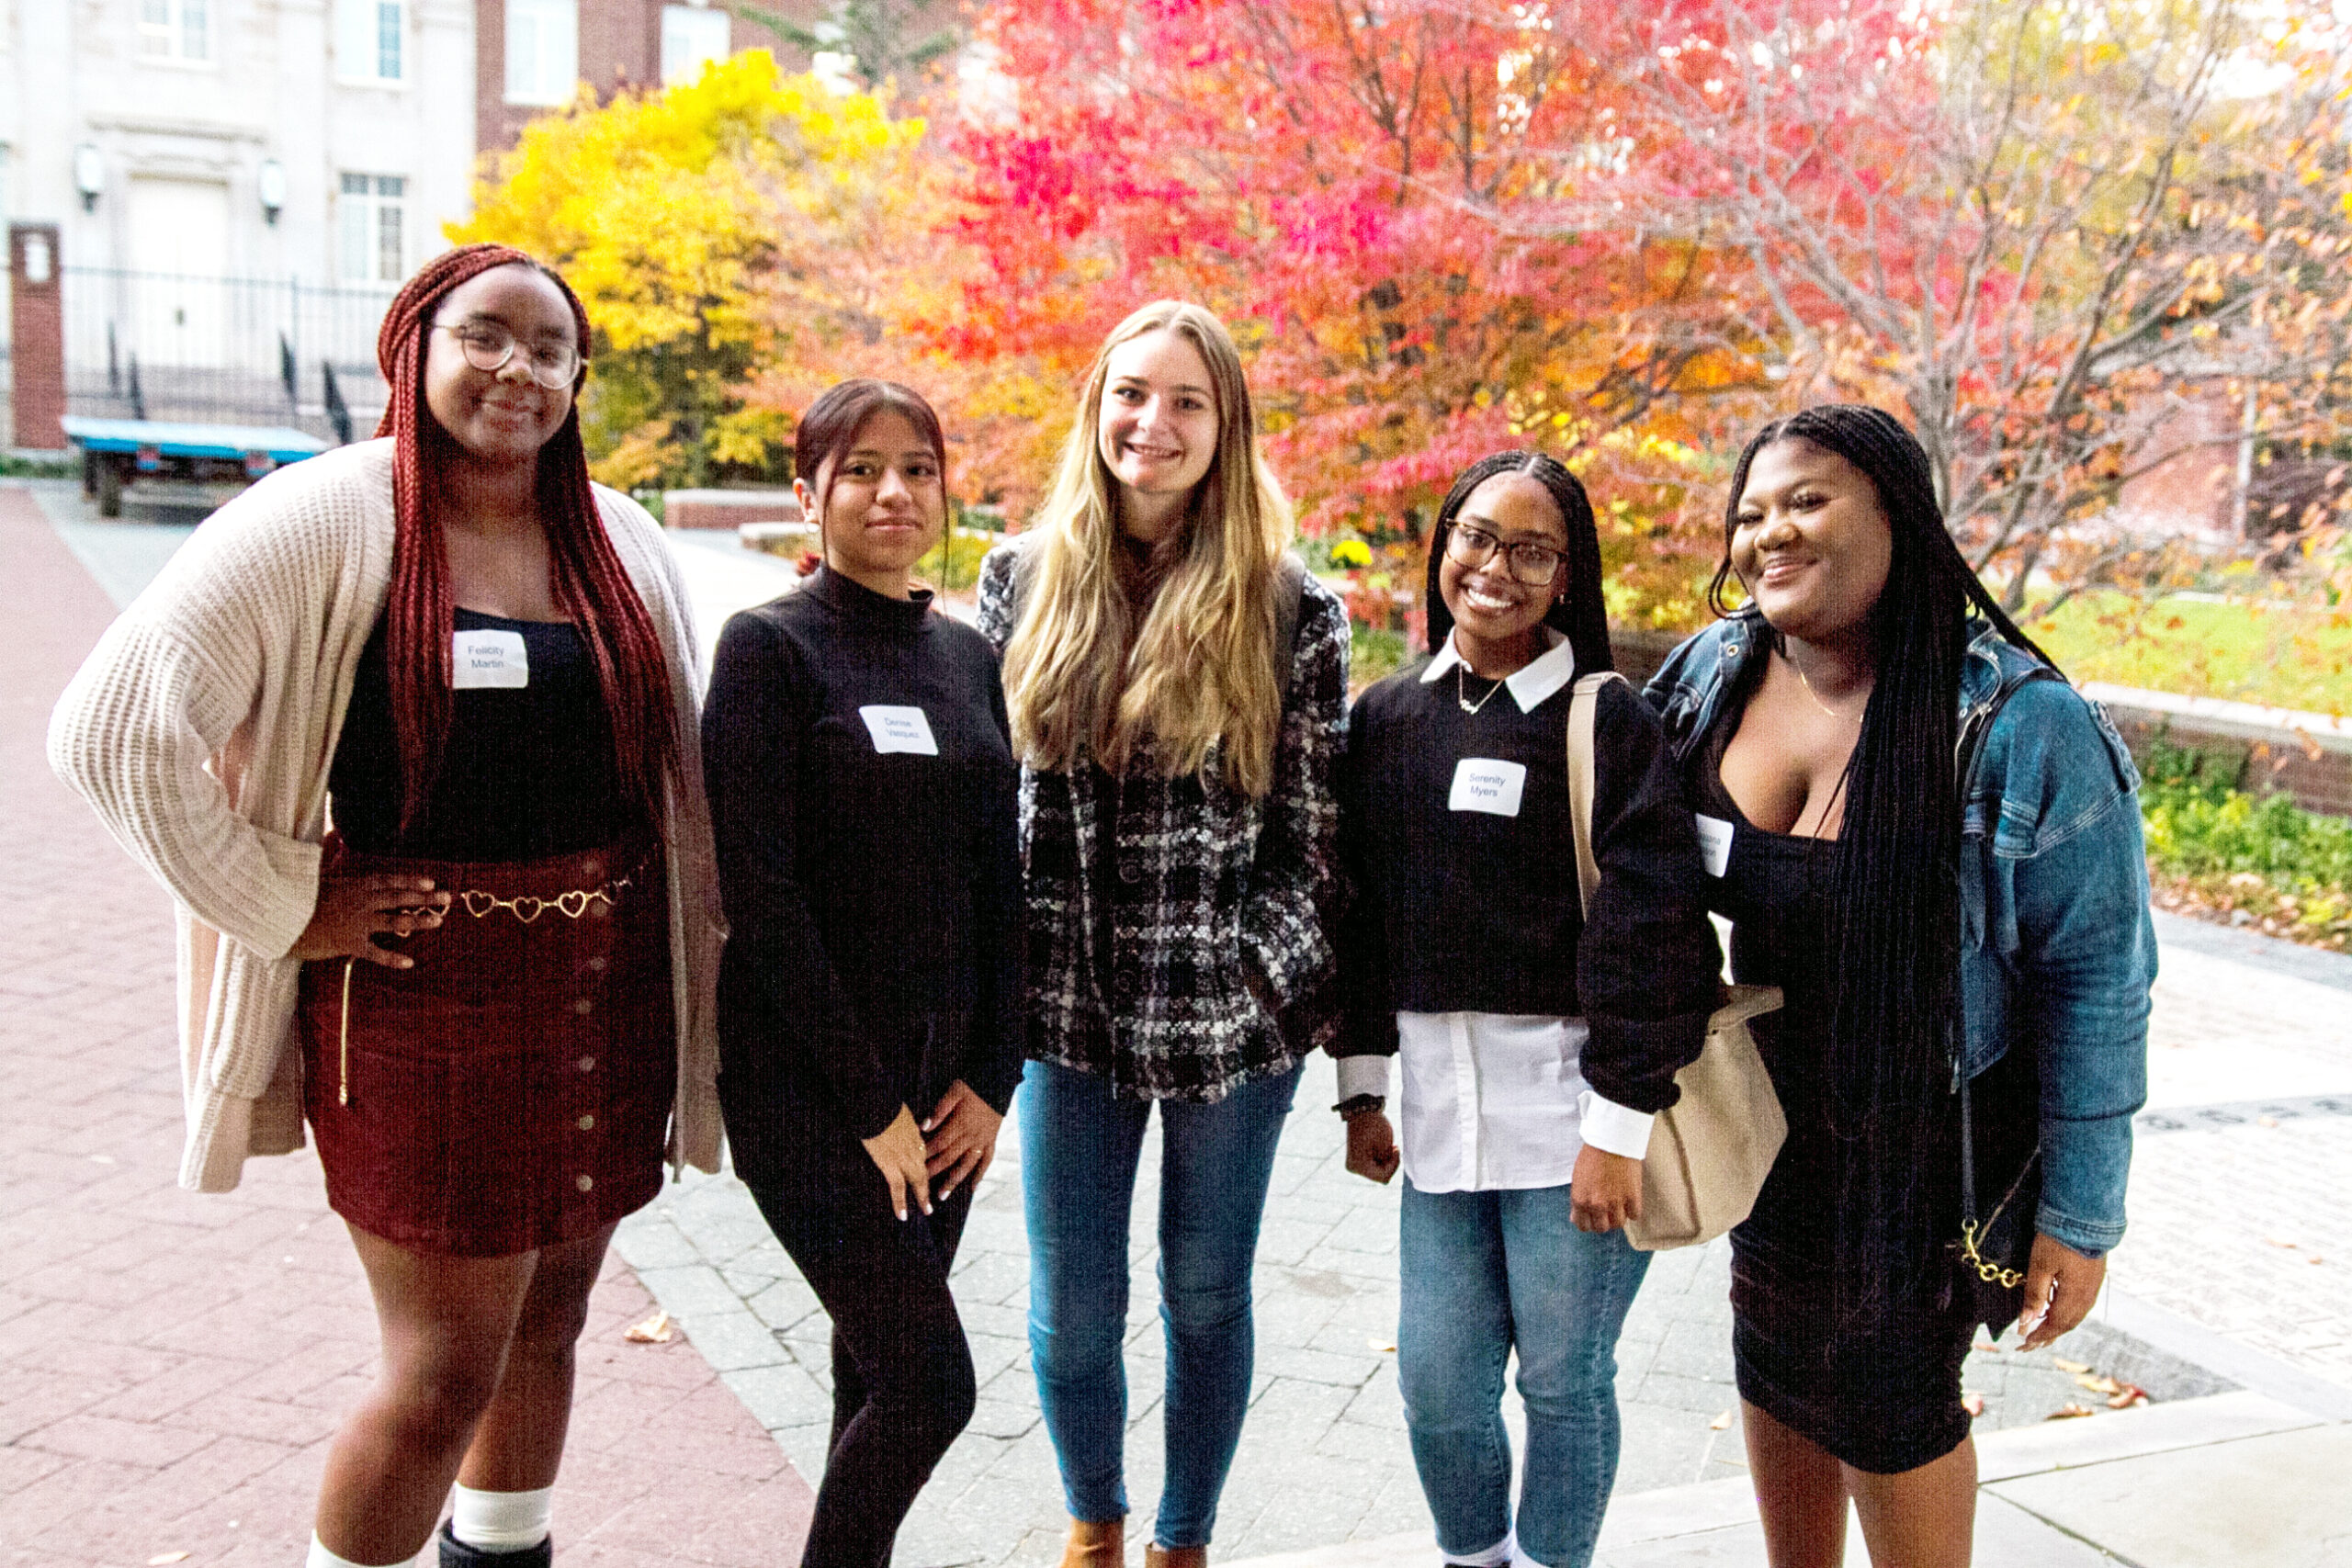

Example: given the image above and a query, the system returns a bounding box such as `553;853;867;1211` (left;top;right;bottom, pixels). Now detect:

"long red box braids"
373;243;679;837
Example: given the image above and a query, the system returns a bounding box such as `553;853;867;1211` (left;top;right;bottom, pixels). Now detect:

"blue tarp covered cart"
60;417;330;517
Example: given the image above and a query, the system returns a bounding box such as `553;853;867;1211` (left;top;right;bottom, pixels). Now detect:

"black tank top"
328;608;632;862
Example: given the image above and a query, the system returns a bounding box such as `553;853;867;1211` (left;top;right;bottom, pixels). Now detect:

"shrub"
2140;741;2352;951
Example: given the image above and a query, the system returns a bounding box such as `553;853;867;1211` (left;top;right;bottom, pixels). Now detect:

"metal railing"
61;266;393;439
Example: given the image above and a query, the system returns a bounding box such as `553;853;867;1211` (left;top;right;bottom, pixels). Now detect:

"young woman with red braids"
50;244;725;1568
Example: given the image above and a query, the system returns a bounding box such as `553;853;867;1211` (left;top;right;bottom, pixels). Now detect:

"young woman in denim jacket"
1642;406;2154;1568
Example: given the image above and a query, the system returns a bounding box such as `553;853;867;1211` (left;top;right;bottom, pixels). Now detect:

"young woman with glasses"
51;244;725;1568
1332;451;1721;1568
702;379;1023;1567
1642;406;2154;1566
974;300;1350;1568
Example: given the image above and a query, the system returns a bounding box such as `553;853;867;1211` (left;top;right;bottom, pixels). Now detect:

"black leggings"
747;1163;978;1568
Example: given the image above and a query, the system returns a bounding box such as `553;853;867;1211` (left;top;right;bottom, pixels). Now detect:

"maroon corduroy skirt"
298;840;676;1258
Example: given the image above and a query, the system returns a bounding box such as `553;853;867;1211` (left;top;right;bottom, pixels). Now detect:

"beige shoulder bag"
1565;671;1787;1252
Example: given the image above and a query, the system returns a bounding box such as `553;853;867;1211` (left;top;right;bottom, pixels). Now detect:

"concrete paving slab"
1974;1388;2320;1482
1988;1422;2352;1566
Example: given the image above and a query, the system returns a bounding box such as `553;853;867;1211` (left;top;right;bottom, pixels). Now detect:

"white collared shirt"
1334;628;1655;1193
1420;624;1580;710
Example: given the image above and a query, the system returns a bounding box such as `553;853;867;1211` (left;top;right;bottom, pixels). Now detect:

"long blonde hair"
1002;300;1295;796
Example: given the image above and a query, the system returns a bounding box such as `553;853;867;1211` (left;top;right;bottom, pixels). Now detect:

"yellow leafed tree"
450;51;928;491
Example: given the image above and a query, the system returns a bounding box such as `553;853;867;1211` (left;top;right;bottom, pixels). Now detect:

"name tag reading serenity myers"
859;705;939;756
451;629;528;689
1449;758;1527;818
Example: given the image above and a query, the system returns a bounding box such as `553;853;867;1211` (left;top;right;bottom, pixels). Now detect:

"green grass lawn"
2026;593;2352;716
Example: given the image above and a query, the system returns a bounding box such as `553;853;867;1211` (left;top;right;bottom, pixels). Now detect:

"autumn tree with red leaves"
935;0;1778;624
1607;0;2352;615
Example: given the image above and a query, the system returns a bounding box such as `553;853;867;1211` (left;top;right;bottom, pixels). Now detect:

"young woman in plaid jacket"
976;300;1349;1568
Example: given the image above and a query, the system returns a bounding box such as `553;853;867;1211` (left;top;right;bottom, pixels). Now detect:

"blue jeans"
1019;1057;1301;1548
1398;1179;1651;1568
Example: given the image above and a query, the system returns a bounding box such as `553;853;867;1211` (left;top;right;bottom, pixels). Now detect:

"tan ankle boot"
1061;1517;1125;1568
1145;1544;1207;1568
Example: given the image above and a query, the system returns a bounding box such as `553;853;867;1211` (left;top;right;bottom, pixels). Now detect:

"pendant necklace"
1457;661;1506;716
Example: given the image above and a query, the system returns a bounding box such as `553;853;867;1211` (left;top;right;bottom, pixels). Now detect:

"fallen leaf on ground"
2264;1236;2301;1249
2312;1256;2327;1266
2075;1372;2123;1395
2045;1403;2097;1421
1367;1337;1396;1353
624;1310;673;1344
1709;1410;1733;1430
2258;1115;2280;1128
1962;1392;1986;1416
2107;1384;2149;1409
2052;1358;2091;1373
148;1554;190;1565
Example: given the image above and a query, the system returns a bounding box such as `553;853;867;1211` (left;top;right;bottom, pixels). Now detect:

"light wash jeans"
1019;1057;1301;1549
1398;1179;1650;1568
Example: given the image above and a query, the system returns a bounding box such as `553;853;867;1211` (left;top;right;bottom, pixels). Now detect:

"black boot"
438;1520;552;1568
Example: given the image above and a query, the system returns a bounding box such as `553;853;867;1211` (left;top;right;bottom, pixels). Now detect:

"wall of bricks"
8;224;66;450
662;488;801;531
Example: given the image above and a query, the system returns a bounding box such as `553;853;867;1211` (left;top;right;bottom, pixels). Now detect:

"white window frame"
338;173;409;286
139;0;213;64
336;0;408;85
662;5;733;86
504;0;581;107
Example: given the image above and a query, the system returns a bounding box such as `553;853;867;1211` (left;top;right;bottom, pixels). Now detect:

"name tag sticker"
451;629;528;689
1449;758;1527;818
1694;813;1735;878
858;705;939;756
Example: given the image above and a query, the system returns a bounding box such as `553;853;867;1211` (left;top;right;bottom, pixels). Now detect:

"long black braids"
1422;450;1614;676
1706;405;2059;1324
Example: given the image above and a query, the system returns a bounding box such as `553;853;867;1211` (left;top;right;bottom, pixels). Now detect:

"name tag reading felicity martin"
450;629;529;690
1448;757;1527;818
858;705;940;756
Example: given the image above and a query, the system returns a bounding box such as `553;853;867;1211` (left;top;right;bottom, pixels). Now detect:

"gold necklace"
1457;661;1507;716
1785;649;1864;725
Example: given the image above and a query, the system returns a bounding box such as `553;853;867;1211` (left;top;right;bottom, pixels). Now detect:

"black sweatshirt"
1335;656;1722;1114
703;568;1024;1180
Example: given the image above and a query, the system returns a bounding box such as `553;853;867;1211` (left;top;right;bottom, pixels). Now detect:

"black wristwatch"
1333;1094;1385;1118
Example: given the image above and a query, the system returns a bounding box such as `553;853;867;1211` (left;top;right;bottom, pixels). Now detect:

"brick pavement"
617;1049;2154;1568
2109;932;2352;1391
0;485;814;1568
18;489;2352;1566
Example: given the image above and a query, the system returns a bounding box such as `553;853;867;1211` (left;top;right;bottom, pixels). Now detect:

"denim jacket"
1644;608;2156;1257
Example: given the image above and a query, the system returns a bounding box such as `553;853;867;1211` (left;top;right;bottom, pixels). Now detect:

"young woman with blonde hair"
977;300;1349;1568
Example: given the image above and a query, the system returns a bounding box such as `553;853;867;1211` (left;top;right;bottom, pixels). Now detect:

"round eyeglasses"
433;322;582;389
1444;523;1565;585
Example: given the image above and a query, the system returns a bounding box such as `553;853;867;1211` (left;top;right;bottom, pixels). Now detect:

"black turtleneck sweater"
703;567;1023;1181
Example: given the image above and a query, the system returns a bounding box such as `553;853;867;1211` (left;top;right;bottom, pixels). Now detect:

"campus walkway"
7;479;2352;1565
0;485;813;1568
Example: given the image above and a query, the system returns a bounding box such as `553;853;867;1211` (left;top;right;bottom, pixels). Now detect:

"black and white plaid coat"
976;542;1349;1101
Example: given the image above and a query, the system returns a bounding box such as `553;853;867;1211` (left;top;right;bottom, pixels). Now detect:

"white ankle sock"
306;1535;402;1568
451;1484;554;1552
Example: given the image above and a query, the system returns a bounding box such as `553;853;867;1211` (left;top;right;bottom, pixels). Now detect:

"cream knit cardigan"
48;439;727;1192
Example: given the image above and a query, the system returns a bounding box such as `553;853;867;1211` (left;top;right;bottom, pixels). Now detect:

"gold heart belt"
448;873;636;924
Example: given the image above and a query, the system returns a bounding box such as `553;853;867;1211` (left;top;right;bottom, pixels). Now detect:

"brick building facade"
476;0;819;153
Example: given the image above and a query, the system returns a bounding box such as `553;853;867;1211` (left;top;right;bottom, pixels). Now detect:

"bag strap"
1952;661;2064;1233
1007;538;1310;703
1564;670;1628;922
